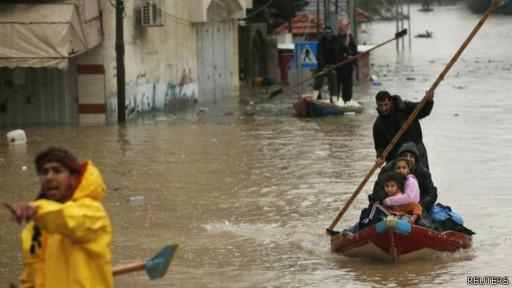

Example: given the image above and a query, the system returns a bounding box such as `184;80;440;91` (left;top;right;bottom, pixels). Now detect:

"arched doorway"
250;29;267;79
197;0;233;104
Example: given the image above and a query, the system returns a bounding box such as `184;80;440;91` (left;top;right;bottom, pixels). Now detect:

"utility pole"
317;0;320;39
395;0;399;51
324;0;334;29
323;0;328;29
350;0;357;43
400;0;405;50
407;0;412;49
116;0;126;122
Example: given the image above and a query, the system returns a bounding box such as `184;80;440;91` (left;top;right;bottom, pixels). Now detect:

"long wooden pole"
327;0;502;233
269;29;408;99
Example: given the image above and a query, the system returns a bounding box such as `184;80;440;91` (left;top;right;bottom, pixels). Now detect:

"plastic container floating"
6;129;27;144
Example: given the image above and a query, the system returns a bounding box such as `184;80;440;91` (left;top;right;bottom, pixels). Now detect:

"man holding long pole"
373;90;434;170
327;0;507;234
313;26;344;103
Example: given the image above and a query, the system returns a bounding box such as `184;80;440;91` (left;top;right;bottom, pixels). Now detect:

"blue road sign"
295;41;318;69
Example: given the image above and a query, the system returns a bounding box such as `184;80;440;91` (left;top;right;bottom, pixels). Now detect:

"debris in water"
414;30;433;38
6;129;27;144
371;75;381;86
128;196;145;205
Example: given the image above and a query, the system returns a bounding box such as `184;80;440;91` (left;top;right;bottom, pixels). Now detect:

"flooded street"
1;3;512;287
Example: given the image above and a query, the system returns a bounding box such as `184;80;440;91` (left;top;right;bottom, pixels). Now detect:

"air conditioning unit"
141;0;163;27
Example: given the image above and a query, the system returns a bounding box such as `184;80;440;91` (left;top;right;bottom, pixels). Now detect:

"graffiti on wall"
107;67;199;119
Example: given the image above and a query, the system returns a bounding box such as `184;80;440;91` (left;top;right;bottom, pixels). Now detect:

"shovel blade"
145;244;178;280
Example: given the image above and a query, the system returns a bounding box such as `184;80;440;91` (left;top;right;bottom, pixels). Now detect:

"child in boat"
354;160;421;233
383;157;420;208
382;169;422;224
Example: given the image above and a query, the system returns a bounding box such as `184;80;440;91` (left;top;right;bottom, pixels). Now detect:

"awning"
0;4;89;70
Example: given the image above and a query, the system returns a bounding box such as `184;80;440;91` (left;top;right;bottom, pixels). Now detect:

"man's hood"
398;142;420;160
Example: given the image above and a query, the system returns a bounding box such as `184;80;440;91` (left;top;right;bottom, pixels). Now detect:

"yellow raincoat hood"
72;160;106;201
19;161;112;288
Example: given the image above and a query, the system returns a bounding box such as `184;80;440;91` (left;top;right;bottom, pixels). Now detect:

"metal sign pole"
295;43;300;98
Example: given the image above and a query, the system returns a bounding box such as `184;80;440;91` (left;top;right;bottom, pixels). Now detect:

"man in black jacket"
369;142;438;213
373;90;434;170
313;26;349;103
336;25;358;105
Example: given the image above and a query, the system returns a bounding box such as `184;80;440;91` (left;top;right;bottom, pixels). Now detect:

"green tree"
247;0;309;32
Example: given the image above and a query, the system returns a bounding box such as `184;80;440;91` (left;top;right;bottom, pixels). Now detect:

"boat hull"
294;97;364;118
331;217;472;261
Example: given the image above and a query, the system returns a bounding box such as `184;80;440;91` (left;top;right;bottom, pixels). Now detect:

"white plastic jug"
6;129;27;144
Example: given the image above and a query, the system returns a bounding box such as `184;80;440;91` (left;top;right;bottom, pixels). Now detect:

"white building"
0;0;252;126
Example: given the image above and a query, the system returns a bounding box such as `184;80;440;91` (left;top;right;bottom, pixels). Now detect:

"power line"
159;8;193;26
243;0;275;20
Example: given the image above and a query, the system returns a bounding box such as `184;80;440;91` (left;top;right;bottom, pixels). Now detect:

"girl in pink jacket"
383;157;420;206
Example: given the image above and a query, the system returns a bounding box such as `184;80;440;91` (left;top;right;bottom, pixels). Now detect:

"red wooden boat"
331;217;472;261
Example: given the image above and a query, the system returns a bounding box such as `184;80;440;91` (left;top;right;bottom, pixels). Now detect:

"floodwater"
1;3;512;287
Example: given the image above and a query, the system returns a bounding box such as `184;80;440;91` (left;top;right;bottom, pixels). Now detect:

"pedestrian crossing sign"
295;41;318;69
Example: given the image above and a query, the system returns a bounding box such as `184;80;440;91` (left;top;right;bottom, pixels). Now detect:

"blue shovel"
113;244;178;280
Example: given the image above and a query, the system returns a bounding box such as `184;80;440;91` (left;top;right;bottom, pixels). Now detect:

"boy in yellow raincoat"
5;147;112;288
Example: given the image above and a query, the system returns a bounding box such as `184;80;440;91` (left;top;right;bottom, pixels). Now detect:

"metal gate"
197;1;233;104
0;62;78;127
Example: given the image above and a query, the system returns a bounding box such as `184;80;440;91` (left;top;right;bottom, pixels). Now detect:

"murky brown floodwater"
1;3;512;287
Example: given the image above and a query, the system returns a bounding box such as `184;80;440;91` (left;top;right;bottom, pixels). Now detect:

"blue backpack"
430;203;464;225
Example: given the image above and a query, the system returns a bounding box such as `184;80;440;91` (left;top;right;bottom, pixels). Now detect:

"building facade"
0;0;251;126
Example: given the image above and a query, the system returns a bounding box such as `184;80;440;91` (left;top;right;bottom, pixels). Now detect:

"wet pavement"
1;3;512;287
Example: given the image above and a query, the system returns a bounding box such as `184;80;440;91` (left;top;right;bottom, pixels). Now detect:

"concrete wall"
94;0;248;121
77;46;107;123
0;0;250;125
98;0;199;121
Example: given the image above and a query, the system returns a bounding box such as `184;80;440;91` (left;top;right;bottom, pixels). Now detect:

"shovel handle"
113;261;146;276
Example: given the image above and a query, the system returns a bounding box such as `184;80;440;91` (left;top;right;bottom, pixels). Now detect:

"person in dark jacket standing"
313;26;347;103
373;90;434;170
369;142;438;213
336;25;358;105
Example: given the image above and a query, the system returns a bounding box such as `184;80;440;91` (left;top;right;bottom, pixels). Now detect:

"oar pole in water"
327;0;504;233
269;29;408;99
